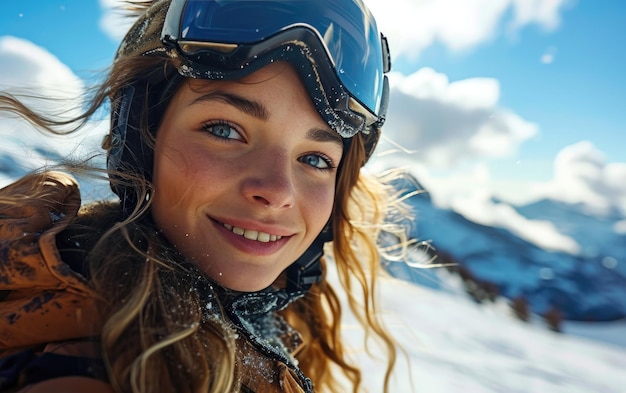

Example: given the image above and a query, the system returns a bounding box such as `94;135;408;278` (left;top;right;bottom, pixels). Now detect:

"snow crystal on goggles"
160;0;391;139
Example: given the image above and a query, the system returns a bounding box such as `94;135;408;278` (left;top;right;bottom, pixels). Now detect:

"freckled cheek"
153;146;196;204
302;181;335;227
154;144;240;204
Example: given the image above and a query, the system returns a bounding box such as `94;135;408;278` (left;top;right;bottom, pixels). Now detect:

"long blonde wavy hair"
0;2;412;392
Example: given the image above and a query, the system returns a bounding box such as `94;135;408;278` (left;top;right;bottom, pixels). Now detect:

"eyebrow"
190;90;343;148
307;128;344;149
191;91;270;120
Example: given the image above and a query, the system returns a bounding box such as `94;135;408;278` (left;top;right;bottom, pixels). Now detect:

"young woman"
0;0;409;392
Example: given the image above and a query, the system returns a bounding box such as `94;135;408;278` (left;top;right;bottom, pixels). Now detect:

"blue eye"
202;121;243;141
300;153;334;170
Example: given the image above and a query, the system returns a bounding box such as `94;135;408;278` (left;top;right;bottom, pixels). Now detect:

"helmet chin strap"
285;222;332;294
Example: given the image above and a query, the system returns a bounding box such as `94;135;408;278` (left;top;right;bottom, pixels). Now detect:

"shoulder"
0;170;82;263
0;172;99;351
17;377;114;393
0;171;81;228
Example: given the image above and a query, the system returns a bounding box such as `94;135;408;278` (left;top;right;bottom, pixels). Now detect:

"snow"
336;271;626;393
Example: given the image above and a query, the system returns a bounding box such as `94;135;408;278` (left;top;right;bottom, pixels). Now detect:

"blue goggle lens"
163;0;389;128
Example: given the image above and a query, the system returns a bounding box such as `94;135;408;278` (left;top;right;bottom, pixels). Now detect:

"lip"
209;216;292;256
211;215;294;236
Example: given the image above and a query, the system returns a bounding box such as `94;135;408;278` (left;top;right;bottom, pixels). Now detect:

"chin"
202;265;281;293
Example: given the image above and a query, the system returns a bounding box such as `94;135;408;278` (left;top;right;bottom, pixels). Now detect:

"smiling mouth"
222;223;284;243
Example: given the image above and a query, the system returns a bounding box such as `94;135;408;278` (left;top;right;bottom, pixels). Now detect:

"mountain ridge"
386;172;626;321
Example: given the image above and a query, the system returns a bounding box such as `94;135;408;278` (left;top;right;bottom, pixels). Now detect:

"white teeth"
257;232;271;243
243;229;258;240
222;223;282;242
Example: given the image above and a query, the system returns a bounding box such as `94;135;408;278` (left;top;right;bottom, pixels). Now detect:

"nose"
241;149;295;209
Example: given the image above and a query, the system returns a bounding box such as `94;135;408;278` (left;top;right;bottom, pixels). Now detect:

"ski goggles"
159;0;391;140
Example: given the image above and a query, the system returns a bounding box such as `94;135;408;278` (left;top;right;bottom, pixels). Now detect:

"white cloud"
0;36;106;179
537;141;626;217
0;36;84;137
539;46;557;64
365;0;570;59
99;0;138;41
378;68;538;168
540;46;558;64
509;0;568;31
541;53;555;64
0;36;83;111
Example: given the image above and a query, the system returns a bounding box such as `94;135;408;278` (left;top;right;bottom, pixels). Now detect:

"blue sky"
0;1;116;73
421;2;626;157
1;0;625;242
384;1;626;177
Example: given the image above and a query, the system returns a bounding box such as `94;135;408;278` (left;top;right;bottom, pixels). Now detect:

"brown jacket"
0;172;99;354
0;172;308;392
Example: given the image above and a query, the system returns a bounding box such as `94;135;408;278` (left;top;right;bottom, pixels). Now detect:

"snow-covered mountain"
385;173;626;322
339;268;626;393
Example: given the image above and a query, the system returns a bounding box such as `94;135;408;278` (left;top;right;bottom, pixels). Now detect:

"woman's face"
151;62;343;292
